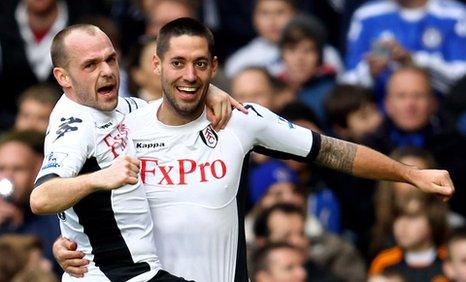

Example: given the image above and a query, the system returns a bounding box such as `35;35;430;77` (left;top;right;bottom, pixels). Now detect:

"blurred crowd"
1;0;466;281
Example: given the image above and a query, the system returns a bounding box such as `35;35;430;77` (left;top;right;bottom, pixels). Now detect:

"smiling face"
54;28;119;111
155;34;218;124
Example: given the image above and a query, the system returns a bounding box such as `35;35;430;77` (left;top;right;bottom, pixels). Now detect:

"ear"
53;67;71;89
211;56;218;77
153;54;161;75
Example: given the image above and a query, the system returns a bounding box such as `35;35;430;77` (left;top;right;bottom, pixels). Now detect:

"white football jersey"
123;100;319;282
36;95;162;282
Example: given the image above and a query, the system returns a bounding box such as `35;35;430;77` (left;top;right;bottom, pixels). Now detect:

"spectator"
0;130;60;266
0;234;57;282
0;0;106;130
278;103;341;235
364;66;466;217
341;0;466;101
278;15;337;125
369;190;449;281
14;83;60;133
443;227;466;282
225;0;343;78
251;242;307;282
370;147;465;258
324;84;382;143
368;271;406;282
254;203;365;281
231;66;275;110
145;0;197;38
126;38;162;101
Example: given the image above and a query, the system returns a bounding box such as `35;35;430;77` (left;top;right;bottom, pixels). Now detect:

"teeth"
177;86;197;92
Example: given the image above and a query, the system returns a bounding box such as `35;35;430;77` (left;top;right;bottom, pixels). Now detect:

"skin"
267;212;309;253
231;69;274;109
53;26;455;278
444;240;466;282
393;209;433;252
253;0;296;43
392;156;429;200
0;142;42;227
154;35;218;125
282;39;319;90
15;100;54;133
256;248;307;282
146;0;194;37
385;69;436;132
53;28;120;111
345;103;382;142
132;41;162;101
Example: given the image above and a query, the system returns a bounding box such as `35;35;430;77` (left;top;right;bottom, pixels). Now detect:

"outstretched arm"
30;155;140;214
315;135;455;200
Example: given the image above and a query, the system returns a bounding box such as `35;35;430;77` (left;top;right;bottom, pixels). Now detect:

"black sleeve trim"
124;98;133;112
34;173;60;188
252;131;322;163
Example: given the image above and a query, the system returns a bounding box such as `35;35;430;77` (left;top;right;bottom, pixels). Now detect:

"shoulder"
353;0;397;21
428;0;466;21
123;99;158;130
369;247;404;275
117;96;148;114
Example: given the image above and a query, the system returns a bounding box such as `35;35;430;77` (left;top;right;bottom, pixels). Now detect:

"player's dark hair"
251;242;299;275
324;84;375;129
51;24;100;68
156;17;215;60
279;14;326;65
254;203;305;239
0;130;45;155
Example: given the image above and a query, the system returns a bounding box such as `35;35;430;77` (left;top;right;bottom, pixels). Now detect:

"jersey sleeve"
35;113;95;184
229;103;320;162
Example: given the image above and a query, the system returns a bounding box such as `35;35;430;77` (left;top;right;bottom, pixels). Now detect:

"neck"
27;2;59;32
398;0;428;9
157;101;204;126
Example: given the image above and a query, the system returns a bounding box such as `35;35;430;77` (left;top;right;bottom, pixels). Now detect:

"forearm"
315;135;414;183
30;173;99;215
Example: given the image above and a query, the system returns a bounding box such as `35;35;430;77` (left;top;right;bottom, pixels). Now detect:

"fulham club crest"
200;125;218;148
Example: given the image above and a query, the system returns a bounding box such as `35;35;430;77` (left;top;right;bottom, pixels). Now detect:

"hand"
384;39;412;65
408;168;455;201
0;198;23;227
53;237;88;277
366;53;390;77
93;155;140;190
206;84;248;131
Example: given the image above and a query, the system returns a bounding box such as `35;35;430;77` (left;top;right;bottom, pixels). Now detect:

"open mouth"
176;86;199;94
97;84;116;95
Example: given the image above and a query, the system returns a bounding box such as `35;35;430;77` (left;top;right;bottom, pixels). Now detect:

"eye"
171;60;183;68
106;56;116;64
84;62;95;70
195;61;208;69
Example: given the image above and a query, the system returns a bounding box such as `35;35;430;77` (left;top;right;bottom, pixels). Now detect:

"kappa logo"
97;121;113;129
136;142;165;149
200;125;218;148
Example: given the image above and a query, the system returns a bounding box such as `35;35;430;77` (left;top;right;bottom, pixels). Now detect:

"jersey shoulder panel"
354;0;397;21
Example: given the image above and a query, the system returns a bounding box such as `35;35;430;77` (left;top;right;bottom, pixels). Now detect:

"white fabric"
123;101;316;282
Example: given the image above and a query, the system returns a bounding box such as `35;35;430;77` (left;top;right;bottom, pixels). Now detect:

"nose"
183;65;197;82
100;62;114;77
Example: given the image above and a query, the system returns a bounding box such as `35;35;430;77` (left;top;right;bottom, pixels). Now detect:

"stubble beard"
162;79;207;118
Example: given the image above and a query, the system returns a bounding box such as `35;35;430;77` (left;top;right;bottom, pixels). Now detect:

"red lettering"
198;162;210;182
158;165;174;185
210;160;226;179
140;159;158;184
178;159;196;185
